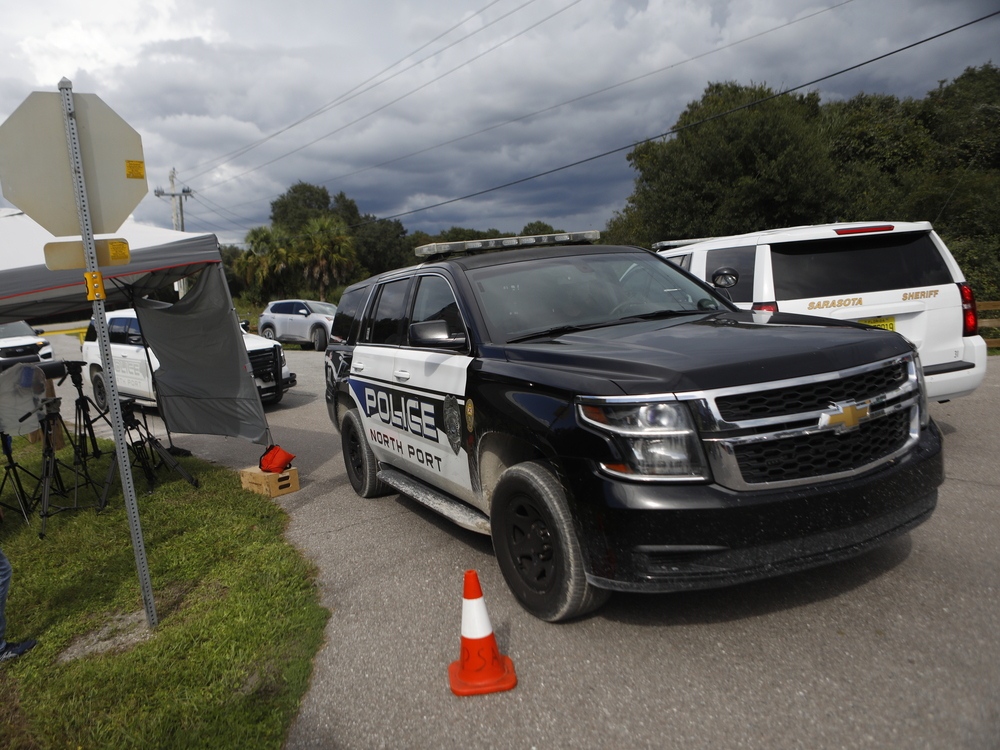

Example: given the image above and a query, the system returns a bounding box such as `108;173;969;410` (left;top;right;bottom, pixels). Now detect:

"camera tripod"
22;395;103;538
99;398;199;508
0;431;36;524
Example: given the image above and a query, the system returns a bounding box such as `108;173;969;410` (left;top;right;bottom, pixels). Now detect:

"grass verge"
0;435;329;749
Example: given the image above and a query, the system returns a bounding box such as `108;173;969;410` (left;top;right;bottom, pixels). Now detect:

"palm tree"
297;216;358;302
238;225;295;303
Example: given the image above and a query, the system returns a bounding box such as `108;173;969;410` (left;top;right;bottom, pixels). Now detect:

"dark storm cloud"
1;0;997;244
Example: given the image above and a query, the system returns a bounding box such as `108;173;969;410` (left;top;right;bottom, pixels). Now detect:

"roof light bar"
415;230;600;257
834;225;895;235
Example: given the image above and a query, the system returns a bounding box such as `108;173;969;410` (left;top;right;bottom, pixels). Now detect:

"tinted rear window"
771;231;951;299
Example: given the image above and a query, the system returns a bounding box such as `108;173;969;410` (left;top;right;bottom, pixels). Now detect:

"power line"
181;0;859;223
314;0;859;188
371;10;1000;225
180;0;533;181
193;0;586;192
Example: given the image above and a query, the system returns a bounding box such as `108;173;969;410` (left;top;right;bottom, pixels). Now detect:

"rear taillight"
752;301;778;312
834;225;894;235
958;282;977;337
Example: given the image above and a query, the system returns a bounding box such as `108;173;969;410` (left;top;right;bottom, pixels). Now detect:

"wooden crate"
240;466;299;497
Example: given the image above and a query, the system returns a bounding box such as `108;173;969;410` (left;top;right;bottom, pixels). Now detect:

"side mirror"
409;320;467;350
711;267;740;288
33;328;44;335
127;334;144;346
240;319;250;332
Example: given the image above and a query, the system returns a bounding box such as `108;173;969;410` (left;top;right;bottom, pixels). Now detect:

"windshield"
468;252;722;343
306;301;338;315
0;321;36;339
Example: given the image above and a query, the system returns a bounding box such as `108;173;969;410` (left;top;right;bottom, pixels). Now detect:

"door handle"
394;370;410;381
352;363;365;372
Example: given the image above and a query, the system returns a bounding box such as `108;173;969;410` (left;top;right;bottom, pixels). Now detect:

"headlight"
578;400;708;480
912;352;929;429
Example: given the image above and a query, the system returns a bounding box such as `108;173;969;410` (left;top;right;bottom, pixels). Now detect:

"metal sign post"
57;79;157;628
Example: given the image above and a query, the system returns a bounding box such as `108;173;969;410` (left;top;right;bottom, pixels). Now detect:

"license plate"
859;316;895;331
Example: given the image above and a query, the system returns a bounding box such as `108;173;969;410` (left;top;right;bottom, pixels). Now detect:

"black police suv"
325;232;943;622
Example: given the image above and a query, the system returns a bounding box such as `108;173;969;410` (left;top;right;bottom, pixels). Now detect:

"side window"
409;276;465;339
126;319;143;344
665;253;692;271
331;287;368;344
705;246;755;303
272;302;292;314
108;318;129;345
363;279;410;346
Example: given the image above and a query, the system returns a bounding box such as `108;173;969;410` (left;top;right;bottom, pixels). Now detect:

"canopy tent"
0;206;270;444
0;207;222;323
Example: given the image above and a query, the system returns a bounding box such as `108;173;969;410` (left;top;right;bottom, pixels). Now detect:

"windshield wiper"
617;309;710;322
506;321;618;344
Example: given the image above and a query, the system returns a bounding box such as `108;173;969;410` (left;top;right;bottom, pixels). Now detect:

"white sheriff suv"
655;221;987;402
81;308;295;410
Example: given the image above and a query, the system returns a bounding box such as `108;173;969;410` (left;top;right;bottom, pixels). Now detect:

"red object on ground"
448;570;517;696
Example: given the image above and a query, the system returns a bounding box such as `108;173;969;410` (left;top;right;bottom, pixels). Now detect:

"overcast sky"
1;0;997;246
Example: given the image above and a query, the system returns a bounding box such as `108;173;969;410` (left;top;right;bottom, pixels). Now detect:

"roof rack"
651;238;713;250
415;230;600;258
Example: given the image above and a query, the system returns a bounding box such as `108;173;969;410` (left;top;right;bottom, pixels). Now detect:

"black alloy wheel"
91;369;109;413
491;461;610;622
340;409;390;497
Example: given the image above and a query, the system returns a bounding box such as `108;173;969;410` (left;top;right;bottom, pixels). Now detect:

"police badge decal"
443;396;462;455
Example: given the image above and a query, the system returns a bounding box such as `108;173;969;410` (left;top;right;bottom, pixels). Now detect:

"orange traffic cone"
448;570;517;696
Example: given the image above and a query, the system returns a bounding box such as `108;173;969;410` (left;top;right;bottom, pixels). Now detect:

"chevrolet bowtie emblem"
819;402;870;431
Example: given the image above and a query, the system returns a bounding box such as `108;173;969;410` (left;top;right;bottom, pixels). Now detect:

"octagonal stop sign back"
0;90;147;237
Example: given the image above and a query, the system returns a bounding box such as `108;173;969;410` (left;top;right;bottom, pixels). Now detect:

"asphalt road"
46;331;999;750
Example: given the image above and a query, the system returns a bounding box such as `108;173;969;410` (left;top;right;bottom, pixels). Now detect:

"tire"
491;461;610;622
341;410;391;498
91;368;109;413
261;326;276;340
312;326;328;352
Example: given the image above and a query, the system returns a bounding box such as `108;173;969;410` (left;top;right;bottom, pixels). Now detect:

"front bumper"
564;420;943;592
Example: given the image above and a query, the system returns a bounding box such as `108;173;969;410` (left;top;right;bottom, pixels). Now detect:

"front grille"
693;355;921;490
0;343;42;358
733;410;911;484
247;347;278;382
716;361;907;422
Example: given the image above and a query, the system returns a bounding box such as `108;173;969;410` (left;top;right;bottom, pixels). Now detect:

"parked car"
258;299;338;351
0;320;53;365
654;221;987;402
325;230;942;622
81;309;295;410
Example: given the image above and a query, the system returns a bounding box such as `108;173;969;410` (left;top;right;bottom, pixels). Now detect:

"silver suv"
656;221;987;402
258;299;338;351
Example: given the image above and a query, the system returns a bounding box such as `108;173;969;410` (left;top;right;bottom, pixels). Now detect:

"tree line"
223;184;562;306
605;62;1000;300
226;62;998;306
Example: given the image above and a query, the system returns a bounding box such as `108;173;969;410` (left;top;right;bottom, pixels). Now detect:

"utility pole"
169;167;178;229
154;171;192;230
154;173;194;295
